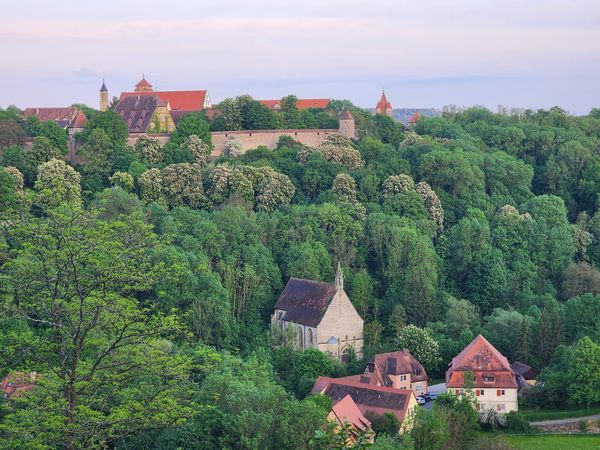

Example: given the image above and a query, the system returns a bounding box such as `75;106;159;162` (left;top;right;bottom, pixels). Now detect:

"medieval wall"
210;129;339;157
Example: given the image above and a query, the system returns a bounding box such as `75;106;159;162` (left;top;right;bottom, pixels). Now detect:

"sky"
1;0;599;114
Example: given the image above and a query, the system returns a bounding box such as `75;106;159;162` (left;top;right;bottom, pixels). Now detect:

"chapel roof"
115;95;166;133
274;278;337;327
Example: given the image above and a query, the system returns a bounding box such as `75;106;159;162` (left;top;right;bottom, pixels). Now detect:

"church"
271;265;364;360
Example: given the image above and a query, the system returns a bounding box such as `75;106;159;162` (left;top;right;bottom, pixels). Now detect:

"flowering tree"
134;135;163;165
109;171;134;191
138;168;164;204
34;158;81;209
5;166;24;190
395;324;441;371
298;135;364;170
382;174;415;199
161;163;206;208
183;134;211;167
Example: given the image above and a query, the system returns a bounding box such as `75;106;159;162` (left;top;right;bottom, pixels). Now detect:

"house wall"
388;374;428;396
400;394;419;433
448;386;518;413
316;289;364;359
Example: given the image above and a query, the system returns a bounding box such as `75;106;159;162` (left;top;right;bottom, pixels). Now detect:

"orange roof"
341;110;354;120
446;335;517;389
408;111;421;124
23;107;88;129
376;91;393;111
259;98;330;110
331;394;372;433
120;90;208;111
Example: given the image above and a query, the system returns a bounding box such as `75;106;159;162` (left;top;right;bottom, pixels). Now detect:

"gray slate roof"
274;278;336;327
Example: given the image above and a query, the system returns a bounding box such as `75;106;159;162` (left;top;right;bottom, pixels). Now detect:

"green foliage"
79;110;128;145
395;325;441;372
568;336;600;406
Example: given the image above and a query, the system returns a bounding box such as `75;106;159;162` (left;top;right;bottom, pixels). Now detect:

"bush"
479;409;507;431
505;412;533;433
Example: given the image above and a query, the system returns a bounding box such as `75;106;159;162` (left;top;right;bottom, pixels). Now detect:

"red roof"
331;394;372;433
23;107;88;129
135;76;153;92
259;98;330;110
408;111;421;124
1;372;39;398
341;110;354;120
446;335;518;389
311;376;415;422
376;91;393;112
367;350;428;385
120;90;208;111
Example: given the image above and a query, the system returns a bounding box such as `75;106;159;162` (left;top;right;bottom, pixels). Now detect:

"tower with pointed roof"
99;80;108;112
375;90;393;117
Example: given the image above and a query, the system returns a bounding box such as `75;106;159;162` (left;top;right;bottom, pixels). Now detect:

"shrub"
478;409;507;431
504;412;533;434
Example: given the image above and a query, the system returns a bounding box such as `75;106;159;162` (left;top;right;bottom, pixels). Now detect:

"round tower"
99;80;108;112
338;110;356;139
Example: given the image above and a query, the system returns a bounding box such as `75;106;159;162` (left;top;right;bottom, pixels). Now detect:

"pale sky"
1;0;599;114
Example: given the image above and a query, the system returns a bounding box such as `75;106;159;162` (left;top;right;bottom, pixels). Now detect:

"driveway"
422;382;446;410
530;414;600;426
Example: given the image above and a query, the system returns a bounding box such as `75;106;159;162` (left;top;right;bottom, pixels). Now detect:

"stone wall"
210;128;339;157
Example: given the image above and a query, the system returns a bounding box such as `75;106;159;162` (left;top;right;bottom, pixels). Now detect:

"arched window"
308;329;314;346
297;326;304;350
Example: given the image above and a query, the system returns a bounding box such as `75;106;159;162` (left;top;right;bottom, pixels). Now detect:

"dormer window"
483;376;495;383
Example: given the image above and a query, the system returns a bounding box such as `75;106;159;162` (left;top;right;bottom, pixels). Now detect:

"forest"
1;97;600;449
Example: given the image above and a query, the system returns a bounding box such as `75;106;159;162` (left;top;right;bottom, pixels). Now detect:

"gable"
318;289;363;330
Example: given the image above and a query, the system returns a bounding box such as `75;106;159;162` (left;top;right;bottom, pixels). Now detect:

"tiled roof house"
446;334;518;413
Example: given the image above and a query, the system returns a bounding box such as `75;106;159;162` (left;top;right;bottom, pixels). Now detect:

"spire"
335;262;344;291
100;79;108;92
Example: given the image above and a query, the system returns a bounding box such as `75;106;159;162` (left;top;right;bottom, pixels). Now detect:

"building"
211;111;356;157
375;90;393;117
1;372;39;400
327;394;373;444
408;111;421;126
22;107;88;138
114;95;176;136
259;98;330;110
311;376;418;431
271;264;363;360
511;361;538;390
446;335;518;413
117;76;212;111
342;350;428;397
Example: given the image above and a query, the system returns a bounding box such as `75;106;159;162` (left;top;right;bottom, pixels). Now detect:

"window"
400;375;407;381
476;389;485;396
484;376;495;383
308;329;314;345
496;404;506;412
476;403;480;411
454;389;460;395
496;389;505;396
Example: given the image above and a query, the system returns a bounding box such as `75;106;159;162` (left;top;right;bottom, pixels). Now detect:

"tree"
537;303;563;366
0;209;191;450
34;158;81;209
78;110;128;145
77;128;115;177
299;135;364;170
561;262;600;300
382;174;415;199
568;336;600;406
24;136;61;182
0;120;25;149
168;112;211;148
483;309;526;361
108;171;134;191
138;168;165;205
133;135;163;165
36;119;69;154
563;294;600;344
395;325;441;371
332;173;359;204
161;163;206;208
515;318;533;363
0;167;18;215
182;134;211;167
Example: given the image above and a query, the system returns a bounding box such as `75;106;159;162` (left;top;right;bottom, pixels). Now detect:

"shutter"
497;389;501;396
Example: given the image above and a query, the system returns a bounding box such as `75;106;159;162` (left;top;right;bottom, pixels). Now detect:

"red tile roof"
1;372;39;398
312;376;415;423
366;350;428;385
259;99;330;110
134;76;153;92
23;107;88;129
376;91;393;112
120;90;208;111
408;111;421;124
446;335;518;389
331;394;372;433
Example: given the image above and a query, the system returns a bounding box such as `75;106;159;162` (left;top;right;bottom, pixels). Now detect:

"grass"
501;434;600;449
520;405;600;422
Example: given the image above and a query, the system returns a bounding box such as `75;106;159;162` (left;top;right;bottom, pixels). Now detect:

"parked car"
416;396;426;405
422;393;433;402
429;393;437;401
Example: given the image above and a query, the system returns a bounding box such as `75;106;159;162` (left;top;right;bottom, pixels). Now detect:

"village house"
342;350;428;397
1;371;39;400
327;394;374;444
22;107;88;138
446;334;518;413
311;376;418;432
271;265;363;360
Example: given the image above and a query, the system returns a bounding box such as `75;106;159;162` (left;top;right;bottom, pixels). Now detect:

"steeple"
375;89;393;118
134;75;153;92
335;262;344;291
99;79;109;112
